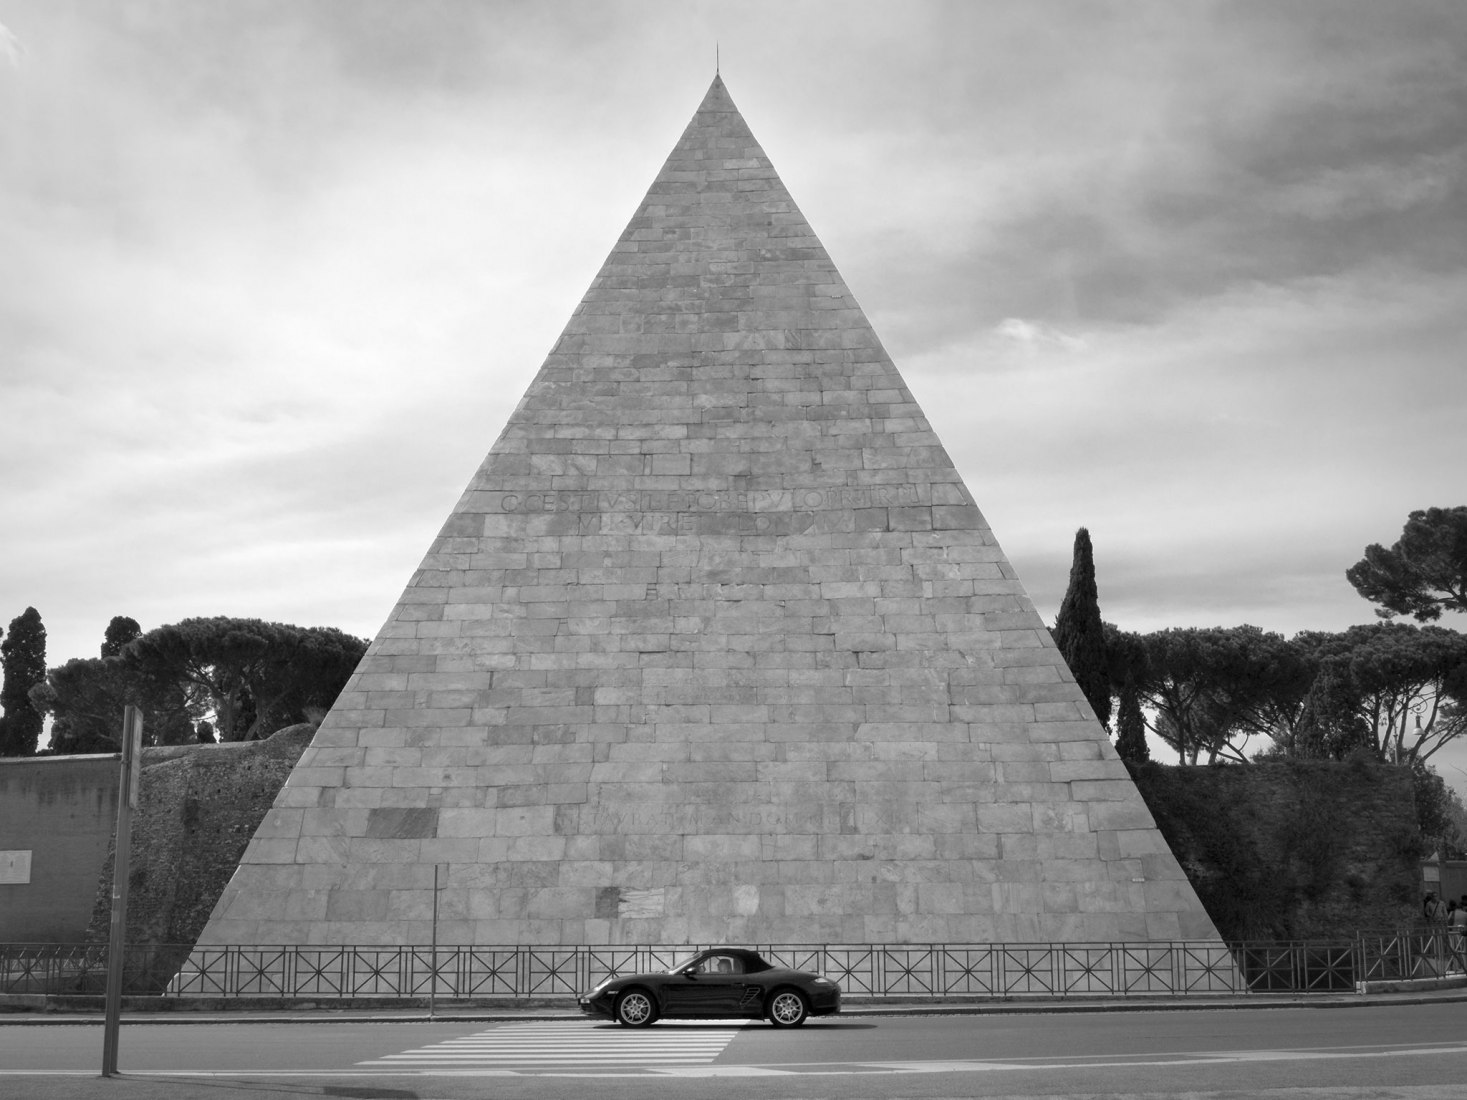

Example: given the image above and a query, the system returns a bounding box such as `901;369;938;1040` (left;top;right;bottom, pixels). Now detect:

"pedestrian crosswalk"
358;1020;747;1071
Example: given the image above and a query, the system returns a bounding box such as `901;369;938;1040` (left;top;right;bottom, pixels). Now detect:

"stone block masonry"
190;76;1221;951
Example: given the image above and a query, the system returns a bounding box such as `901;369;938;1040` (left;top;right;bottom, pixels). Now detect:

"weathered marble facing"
193;76;1221;949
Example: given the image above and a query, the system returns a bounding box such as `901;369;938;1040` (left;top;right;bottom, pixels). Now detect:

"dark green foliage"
1109;625;1312;764
1411;759;1467;859
1105;624;1152;762
1288;661;1372;759
122;617;367;741
32;615;365;753
29;657;129;754
101;616;142;658
1347;506;1467;622
1129;760;1420;939
0;607;47;756
1052;527;1111;728
1129;762;1294;939
29;653;197;754
1114;672;1150;762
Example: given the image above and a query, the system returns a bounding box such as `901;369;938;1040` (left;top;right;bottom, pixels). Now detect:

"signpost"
428;863;444;1019
101;706;142;1078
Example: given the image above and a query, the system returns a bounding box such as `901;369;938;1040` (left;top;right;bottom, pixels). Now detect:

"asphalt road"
3;1001;1466;1100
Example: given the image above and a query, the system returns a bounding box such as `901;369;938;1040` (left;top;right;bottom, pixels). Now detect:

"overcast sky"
2;2;1464;774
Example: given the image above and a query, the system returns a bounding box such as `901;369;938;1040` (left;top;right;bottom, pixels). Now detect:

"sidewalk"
6;980;1467;1025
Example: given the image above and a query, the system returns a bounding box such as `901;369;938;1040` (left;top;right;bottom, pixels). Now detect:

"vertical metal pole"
428;863;441;1019
102;706;142;1077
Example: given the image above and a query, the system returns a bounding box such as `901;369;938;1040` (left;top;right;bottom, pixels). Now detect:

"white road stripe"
358;1020;746;1068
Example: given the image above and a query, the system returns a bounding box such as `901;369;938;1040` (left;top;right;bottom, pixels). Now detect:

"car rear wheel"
767;988;808;1027
616;988;657;1027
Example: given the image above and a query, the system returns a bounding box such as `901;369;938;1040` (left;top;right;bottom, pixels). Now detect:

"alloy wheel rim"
622;993;651;1023
772;993;802;1023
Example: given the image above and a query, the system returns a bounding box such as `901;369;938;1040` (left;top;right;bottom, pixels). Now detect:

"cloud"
1273;151;1464;221
993;317;1086;354
901;259;1467;643
0;22;20;67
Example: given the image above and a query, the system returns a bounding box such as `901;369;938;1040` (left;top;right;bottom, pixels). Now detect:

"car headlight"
812;977;834;985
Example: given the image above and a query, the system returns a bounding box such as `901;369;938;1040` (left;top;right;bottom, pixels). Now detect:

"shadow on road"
586;1021;876;1030
94;1080;421;1100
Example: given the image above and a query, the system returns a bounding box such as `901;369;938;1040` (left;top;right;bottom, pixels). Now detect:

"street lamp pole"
102;705;143;1077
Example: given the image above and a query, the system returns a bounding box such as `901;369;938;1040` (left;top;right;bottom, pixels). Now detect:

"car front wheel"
767;989;808;1027
616;988;657;1027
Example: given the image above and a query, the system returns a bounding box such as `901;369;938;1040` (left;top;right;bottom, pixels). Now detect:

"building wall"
0;755;119;943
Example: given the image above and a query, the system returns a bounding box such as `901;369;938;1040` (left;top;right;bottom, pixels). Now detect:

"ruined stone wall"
86;726;314;946
1128;760;1421;940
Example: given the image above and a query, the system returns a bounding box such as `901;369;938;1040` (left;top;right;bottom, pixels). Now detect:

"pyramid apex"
695;71;736;113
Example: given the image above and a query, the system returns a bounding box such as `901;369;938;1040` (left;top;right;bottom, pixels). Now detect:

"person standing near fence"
1424;891;1448;924
1450;900;1467;974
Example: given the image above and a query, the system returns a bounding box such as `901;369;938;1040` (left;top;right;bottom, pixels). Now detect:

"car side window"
694;955;741;975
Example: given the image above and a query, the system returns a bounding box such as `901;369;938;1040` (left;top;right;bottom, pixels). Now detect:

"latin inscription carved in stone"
491;485;927;537
493;485;925;514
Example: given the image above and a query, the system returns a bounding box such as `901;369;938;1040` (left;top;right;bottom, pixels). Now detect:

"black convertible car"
577;948;841;1027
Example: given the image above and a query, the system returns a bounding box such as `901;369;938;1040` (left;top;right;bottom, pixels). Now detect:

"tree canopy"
1104;623;1151;762
30;656;132;754
1104;619;1467;769
31;651;198;753
1413;758;1467;860
1053;527;1111;728
102;615;142;658
29;615;368;753
0;607;47;756
1293;622;1467;765
1347;506;1467;622
1109;625;1312;765
121;617;367;741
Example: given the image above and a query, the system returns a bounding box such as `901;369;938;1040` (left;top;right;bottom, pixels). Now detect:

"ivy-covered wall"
1128;760;1421;940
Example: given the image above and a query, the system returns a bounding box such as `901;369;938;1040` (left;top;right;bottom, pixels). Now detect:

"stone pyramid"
196;77;1220;948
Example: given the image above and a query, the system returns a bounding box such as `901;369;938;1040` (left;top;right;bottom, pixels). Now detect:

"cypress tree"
1053;527;1112;728
0;607;48;756
1114;671;1150;762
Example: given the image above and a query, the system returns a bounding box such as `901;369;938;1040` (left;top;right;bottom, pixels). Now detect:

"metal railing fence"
2;931;1461;1000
